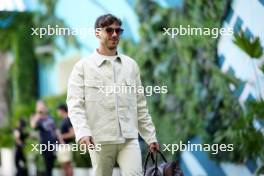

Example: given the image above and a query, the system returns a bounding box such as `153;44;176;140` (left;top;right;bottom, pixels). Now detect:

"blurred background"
0;0;264;175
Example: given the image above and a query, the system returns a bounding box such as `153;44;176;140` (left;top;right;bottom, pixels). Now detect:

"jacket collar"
94;49;122;67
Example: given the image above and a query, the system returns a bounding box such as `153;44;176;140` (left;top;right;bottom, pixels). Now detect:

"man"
56;104;75;176
14;118;28;176
67;13;159;176
30;100;58;176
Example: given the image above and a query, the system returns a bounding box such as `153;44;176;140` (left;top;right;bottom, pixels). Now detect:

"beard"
107;45;117;50
106;39;118;50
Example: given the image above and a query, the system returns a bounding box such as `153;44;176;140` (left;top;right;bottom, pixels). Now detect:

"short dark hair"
94;14;122;29
57;104;68;112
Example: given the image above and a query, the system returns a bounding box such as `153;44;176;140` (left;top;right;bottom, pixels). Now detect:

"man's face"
97;23;123;50
36;102;48;118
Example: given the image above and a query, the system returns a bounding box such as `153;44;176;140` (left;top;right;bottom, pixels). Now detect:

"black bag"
143;151;184;176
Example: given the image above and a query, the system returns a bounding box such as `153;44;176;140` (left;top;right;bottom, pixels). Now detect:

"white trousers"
89;139;143;176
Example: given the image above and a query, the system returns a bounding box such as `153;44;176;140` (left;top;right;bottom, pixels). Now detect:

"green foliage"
0;93;36;149
0;29;11;51
255;165;264;175
247;100;264;119
233;31;263;58
0;3;83;169
232;29;264;164
233;30;264;102
210;100;264;162
0;13;38;149
0;127;14;148
43;93;67;125
262;65;264;73
0;12;14;51
0;12;39;110
11;24;39;105
32;0;80;65
120;0;264;163
0;7;77;151
11;101;36;125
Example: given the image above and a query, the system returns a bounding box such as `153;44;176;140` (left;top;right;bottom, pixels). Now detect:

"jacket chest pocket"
84;80;104;101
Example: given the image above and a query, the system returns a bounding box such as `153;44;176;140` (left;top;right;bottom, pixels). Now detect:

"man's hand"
149;142;160;153
79;136;95;146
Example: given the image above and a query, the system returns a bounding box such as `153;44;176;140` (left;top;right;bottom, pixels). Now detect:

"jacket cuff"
145;137;158;145
75;128;92;144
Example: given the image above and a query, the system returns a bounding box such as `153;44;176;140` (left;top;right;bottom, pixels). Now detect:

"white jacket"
66;51;157;145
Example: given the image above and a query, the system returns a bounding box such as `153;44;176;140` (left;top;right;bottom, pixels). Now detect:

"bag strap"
143;151;155;176
154;152;159;175
157;150;167;163
154;151;167;175
143;151;168;176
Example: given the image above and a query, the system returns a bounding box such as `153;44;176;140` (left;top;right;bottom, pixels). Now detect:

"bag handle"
156;150;167;163
143;150;168;176
154;150;167;175
143;151;155;175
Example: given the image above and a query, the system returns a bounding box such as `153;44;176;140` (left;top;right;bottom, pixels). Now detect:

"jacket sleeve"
66;60;91;143
134;62;158;145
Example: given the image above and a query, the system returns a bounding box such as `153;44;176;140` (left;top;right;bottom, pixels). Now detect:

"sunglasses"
104;27;124;35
